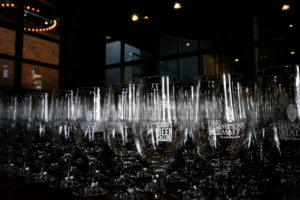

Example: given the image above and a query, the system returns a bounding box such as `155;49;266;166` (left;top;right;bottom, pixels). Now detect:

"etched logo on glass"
155;122;173;142
287;104;297;122
208;120;245;139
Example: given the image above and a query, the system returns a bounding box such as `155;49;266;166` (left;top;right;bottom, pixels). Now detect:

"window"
105;68;120;86
21;63;59;90
23;34;60;65
0;59;14;87
105;41;121;65
160;35;177;56
0;27;15;56
179;38;198;53
125;64;148;83
160;57;198;84
124;43;151;62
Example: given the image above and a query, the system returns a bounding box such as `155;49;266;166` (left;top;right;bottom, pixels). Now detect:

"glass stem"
87;155;97;186
152;167;167;200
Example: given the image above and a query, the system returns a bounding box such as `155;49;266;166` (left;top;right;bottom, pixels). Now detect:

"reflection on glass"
0;27;16;56
106;35;112;40
0;59;14;87
0;5;17;24
21;63;59;90
179;38;198;53
105;67;120;86
124;65;147;83
124;43;151;62
105;41;121;65
23;34;60;65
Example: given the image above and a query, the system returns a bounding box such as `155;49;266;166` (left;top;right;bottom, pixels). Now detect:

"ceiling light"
234;58;239;62
174;2;182;9
289;24;294;28
185;42;190;47
143;16;149;20
290;51;296;55
131;14;139;22
282;3;290;11
44;21;49;25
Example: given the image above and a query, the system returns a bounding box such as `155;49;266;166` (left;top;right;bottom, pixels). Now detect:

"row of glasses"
0;69;299;199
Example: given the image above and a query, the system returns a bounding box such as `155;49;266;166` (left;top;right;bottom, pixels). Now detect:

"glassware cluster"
0;66;299;199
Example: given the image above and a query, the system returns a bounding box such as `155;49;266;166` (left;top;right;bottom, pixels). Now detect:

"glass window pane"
160;35;177;56
0;26;15;56
160;59;179;77
23;34;60;65
124;43;151;62
202;54;220;74
105;41;121;65
179;56;198;84
0;59;14;87
106;35;112;40
179;38;198;53
125;64;148;83
105;68;120;86
21;63;59;90
258;43;296;67
0;5;17;24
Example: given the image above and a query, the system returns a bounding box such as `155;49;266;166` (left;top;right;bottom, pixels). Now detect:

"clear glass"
135;76;186;199
193;73;249;198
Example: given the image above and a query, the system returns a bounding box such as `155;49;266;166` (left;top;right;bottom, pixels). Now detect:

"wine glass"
72;87;110;197
134;76;186;199
257;65;300;199
105;83;149;199
24;92;52;183
193;73;249;198
48;90;81;188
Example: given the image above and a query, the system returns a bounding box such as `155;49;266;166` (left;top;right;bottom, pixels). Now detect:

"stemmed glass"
72;87;109;197
257;65;300;199
134;76;186;199
48;90;81;188
24;92;52;183
193;73;249;198
105;83;148;199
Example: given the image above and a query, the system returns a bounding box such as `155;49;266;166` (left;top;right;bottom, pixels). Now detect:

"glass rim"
139;75;182;84
256;64;300;77
194;73;244;82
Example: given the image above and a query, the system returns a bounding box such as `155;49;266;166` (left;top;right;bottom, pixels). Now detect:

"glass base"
24;171;48;183
72;182;109;197
106;189;149;200
49;176;81;189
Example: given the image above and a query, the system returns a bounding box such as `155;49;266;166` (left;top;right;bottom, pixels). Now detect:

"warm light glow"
1;3;5;7
45;21;49;25
282;3;290;11
24;19;58;32
234;58;239;62
174;2;182;9
6;3;10;7
290;51;296;55
289;24;294;28
36;9;40;13
185;42;190;47
143;16;149;20
131;14;139;22
11;3;14;7
31;8;35;11
26;6;30;10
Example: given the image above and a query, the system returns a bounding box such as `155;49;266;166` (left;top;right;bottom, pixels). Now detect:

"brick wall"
21;63;58;90
0;27;15;56
23;34;60;65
